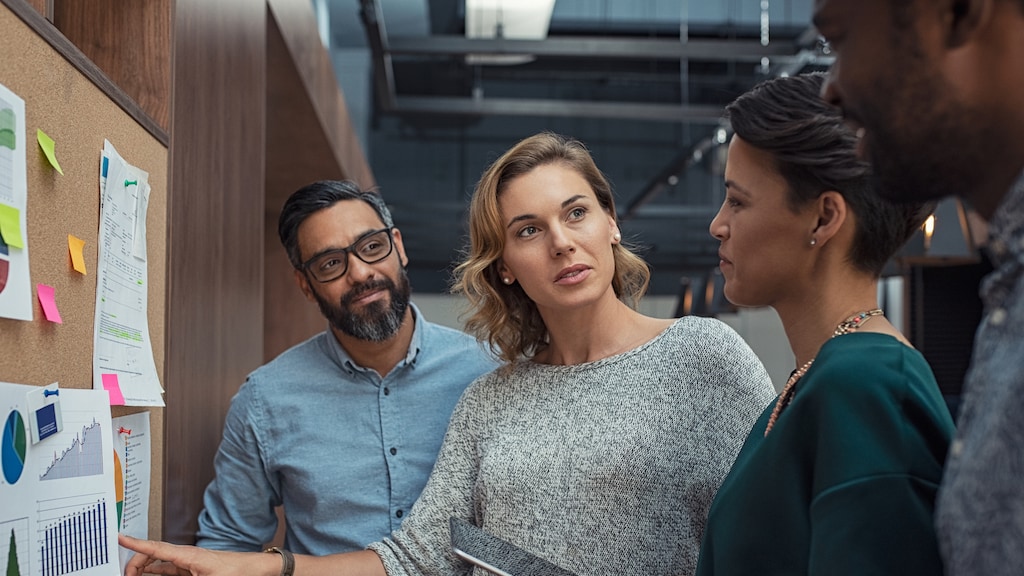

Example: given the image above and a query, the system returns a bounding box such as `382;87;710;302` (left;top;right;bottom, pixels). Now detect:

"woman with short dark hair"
697;72;954;576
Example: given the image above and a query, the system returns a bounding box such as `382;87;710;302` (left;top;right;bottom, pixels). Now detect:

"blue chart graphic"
2;410;26;484
37;498;110;576
40;420;103;481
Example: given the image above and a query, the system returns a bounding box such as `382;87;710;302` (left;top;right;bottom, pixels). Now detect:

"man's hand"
119;534;278;576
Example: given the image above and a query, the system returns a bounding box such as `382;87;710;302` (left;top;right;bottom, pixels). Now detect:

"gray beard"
316;270;411;342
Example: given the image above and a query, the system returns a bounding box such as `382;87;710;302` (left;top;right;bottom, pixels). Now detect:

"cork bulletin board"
0;2;166;537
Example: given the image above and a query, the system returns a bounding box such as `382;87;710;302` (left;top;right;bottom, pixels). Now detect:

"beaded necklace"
764;308;884;436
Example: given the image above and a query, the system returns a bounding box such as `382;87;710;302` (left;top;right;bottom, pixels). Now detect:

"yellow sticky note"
0;204;24;248
36;129;64;175
68;234;87;274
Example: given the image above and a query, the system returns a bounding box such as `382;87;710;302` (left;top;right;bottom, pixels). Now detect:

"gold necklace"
764;309;884;436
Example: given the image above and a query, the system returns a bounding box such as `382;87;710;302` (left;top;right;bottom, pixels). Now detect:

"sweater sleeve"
682;317;777;446
680;318;778;528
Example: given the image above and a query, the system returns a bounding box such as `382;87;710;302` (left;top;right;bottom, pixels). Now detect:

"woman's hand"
119;534;279;576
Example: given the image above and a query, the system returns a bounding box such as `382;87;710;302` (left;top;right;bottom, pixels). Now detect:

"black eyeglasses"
301;227;394;283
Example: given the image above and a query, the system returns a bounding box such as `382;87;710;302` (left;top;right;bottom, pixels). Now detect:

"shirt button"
396;510;403;518
990;308;1007;326
384;387;390;396
390;447;397;455
990;239;1007;257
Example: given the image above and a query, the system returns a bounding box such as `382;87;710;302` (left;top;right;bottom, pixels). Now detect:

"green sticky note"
36;129;64;175
0;204;23;248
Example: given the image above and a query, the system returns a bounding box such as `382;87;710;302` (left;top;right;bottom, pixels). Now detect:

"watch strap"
263;546;295;576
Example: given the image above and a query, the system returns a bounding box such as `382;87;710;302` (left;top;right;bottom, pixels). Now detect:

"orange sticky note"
102;373;126;406
68;234;87;274
36;284;63;323
37;129;64;175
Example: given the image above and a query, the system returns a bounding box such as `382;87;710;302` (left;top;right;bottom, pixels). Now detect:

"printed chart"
110;412;151;574
0;383;119;576
1;517;29;576
39;421;104;481
36;495;110;576
2;410;26;484
0;82;31;321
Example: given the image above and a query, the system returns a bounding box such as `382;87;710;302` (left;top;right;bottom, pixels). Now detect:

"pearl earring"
502;277;513;285
810;238;817;247
613;232;621;242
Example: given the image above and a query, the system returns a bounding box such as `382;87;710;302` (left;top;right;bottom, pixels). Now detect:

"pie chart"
2;410;26;484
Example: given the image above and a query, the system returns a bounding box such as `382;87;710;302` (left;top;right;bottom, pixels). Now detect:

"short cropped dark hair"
726;72;927;276
277;180;393;269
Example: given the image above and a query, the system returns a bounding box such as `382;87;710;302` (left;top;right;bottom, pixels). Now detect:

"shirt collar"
405;302;425;365
985;168;1024;265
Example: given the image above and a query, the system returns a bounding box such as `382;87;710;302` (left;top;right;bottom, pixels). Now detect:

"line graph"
39;420;104;481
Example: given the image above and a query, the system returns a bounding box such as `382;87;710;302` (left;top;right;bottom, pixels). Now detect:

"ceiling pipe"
385;35;798;62
359;0;814;122
358;0;396;111
621;130;723;221
391;96;724;122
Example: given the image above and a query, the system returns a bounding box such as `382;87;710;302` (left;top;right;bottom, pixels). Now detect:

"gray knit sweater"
368;316;776;576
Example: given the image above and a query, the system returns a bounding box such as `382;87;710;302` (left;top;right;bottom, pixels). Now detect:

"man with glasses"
194;180;498;556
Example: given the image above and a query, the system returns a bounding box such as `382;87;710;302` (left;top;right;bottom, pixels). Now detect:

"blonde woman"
121;133;775;576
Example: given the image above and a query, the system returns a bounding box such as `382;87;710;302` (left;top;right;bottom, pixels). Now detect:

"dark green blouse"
697;333;955;576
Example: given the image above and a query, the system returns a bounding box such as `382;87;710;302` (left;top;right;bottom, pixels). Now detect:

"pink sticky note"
102;373;126;406
36;284;63;323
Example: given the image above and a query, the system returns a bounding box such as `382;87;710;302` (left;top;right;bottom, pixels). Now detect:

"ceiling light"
466;0;555;39
465;0;556;65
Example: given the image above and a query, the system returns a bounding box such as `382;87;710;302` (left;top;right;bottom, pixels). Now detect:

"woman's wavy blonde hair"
452;132;651;364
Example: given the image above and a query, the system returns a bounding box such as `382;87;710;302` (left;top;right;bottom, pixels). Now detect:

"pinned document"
0;82;33;321
92;140;163;406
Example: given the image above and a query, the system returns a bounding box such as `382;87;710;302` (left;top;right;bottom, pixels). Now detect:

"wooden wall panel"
53;0;172;131
163;0;266;544
23;0;48;18
266;0;374;191
262;1;377;361
263;10;344;360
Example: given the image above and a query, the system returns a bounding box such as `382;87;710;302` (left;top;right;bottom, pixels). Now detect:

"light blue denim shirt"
937;171;1024;576
195;304;498;554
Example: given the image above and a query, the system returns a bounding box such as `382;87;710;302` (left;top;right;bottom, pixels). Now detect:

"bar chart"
36;495;110;576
